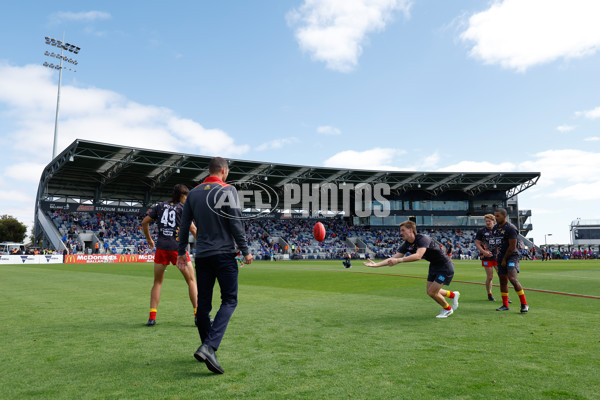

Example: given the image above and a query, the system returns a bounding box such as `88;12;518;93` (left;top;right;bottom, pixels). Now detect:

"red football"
313;222;326;242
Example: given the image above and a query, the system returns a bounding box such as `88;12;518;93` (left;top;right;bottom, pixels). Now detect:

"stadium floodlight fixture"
545;233;553;246
43;34;81;159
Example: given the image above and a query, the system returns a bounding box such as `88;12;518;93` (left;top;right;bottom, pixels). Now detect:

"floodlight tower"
43;35;81;159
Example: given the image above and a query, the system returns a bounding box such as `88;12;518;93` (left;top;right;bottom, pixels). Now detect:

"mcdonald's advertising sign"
64;254;155;264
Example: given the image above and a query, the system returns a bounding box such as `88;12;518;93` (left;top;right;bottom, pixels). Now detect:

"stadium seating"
48;210;484;258
49;210;155;254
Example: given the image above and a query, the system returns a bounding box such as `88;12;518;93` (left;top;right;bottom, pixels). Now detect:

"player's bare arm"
361;253;405;267
364;253;407;267
363;258;393;267
141;215;155;249
190;221;198;239
475;239;492;258
400;247;426;263
176;255;188;272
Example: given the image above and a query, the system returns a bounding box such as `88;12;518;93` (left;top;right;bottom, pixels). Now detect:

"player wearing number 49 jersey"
142;184;199;326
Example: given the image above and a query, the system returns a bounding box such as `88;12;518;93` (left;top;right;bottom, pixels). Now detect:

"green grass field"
1;259;599;399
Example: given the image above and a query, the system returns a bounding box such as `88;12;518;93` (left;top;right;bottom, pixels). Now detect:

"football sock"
194;307;197;317
443;302;452;311
149;308;157;320
517;289;527;305
501;293;509;307
444;291;455;299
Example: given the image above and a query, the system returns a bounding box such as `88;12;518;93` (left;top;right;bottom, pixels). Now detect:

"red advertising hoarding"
64;254;155;264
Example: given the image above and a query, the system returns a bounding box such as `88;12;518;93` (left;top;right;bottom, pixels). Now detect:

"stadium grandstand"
35;139;541;261
545;219;600;259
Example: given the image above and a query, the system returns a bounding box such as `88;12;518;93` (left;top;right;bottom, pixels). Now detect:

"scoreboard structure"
571;219;600;245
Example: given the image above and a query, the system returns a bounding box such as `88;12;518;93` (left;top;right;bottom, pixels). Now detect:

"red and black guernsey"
475;226;496;261
148;201;183;252
492;221;520;262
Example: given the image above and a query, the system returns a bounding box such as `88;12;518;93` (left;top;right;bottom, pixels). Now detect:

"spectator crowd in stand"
47;209;597;260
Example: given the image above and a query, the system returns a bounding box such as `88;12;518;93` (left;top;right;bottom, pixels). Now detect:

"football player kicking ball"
363;220;460;318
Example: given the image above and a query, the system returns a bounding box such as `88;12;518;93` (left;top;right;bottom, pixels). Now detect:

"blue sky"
1;0;600;245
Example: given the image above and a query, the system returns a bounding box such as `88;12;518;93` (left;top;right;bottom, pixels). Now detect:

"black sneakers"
520;304;529;313
496;305;510;311
146;319;156;327
488;294;496;302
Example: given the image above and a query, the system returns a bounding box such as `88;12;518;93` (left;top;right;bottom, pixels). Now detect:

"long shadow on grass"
166;359;223;378
351;312;439;327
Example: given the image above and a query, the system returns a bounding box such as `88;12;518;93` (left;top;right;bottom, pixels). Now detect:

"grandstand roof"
37;139;540;207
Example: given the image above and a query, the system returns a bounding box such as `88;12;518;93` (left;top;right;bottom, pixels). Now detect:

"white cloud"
49;11;111;23
256;137;299;151
575;105;600;119
0;63;249;157
4;163;46;183
0;63;251;233
556;125;576;132
460;0;600;72
317;125;341;135
584;136;600;141
437;150;600;195
437;161;516;173
550;180;600;200
287;0;412;72
518;149;600;187
421;151;440;169
323;147;407;170
0;190;34;204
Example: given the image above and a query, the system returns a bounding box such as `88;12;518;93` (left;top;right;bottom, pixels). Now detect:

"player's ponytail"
171;184;190;203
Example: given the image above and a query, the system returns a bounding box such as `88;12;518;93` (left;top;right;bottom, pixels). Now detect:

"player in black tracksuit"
177;157;253;374
343;251;352;268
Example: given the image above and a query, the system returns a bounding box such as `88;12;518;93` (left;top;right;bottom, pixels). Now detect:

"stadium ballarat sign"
41;201;145;214
64;254;155;264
